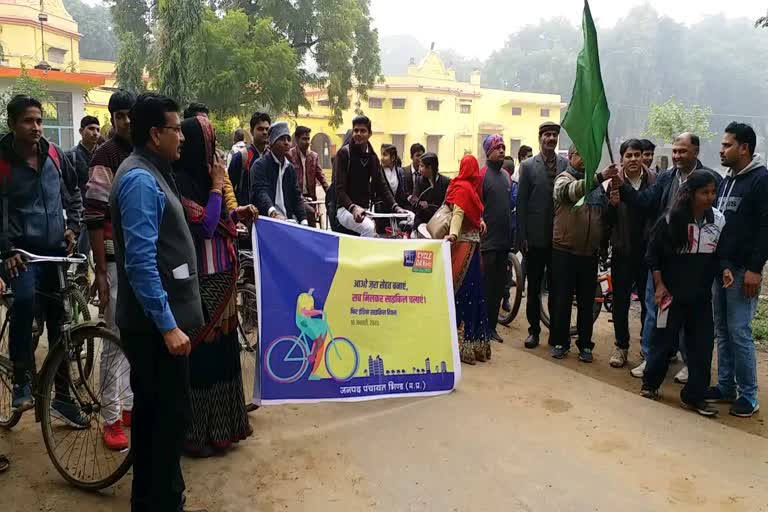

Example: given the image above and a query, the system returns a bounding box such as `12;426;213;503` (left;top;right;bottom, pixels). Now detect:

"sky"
369;0;766;58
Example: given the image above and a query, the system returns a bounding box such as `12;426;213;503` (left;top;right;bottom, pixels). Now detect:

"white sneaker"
609;348;628;368
674;366;688;384
630;360;646;378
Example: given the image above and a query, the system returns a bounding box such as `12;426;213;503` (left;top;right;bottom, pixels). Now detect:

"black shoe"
551;345;568;359
681;399;718;417
524;334;540;349
578;348;594;363
704;386;736;404
640;387;659;400
729;396;760;418
490;330;503;343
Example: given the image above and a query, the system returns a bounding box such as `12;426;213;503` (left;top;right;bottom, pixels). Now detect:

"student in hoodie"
706;122;768;418
0;95;86;427
620;132;721;381
641;170;725;417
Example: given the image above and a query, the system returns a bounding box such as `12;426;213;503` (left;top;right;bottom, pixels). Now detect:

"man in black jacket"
620;132;721;381
68;115;100;265
250;121;308;225
707;122;768;418
404;142;425;208
517;122;569;349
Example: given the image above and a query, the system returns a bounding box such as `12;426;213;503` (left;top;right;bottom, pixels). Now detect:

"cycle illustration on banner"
264;289;360;384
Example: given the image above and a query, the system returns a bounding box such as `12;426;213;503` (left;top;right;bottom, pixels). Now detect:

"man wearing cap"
480;134;512;343
517;122;569;349
250;121;308;224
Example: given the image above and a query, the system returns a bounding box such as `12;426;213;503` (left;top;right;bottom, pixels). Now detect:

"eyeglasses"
159;125;182;134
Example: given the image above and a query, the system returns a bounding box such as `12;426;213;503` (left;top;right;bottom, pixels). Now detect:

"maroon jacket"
288;146;329;201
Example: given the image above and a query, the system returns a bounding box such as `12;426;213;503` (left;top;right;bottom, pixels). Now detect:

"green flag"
561;0;610;196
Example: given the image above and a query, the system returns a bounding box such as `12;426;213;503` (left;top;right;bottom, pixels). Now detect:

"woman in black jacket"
413;152;450;229
641;170;727;416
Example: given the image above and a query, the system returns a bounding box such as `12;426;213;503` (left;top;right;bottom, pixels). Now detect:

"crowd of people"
0;87;765;511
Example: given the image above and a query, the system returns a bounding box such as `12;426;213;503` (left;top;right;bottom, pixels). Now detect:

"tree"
63;0;119;61
223;0;383;126
756;10;768;28
0;69;53;133
195;9;305;117
107;0;150;91
116;31;146;95
643;99;715;144
150;0;204;106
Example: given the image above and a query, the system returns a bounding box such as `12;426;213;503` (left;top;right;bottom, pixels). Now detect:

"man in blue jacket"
0;95;85;426
706;122;768;418
620;133;722;381
250;121;308;225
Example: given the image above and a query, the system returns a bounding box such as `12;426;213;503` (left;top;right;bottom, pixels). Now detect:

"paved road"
1;332;767;511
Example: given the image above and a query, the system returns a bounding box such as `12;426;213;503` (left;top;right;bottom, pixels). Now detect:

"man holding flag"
550;0;615;360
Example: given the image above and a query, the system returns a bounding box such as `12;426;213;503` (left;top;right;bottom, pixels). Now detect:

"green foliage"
195;9;306;117
150;0;204;106
224;0;382;127
116;31;146;95
756;10;768;28
107;0;150;91
643;99;715;144
63;0;119;61
0;69;53;132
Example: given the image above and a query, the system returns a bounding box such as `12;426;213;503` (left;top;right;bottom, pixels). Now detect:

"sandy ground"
1;300;767;512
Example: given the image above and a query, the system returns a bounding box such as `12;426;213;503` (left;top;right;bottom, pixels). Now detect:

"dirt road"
1;305;767;511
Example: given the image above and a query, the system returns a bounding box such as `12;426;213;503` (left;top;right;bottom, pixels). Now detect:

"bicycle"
497;250;524;326
0;249;132;490
236;249;259;411
539;264;608;337
264;315;359;384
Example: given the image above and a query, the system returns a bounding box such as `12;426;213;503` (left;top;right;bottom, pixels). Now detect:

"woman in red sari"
445;155;491;364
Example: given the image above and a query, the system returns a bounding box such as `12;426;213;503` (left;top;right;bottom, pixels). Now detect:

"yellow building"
0;0;115;147
284;51;564;174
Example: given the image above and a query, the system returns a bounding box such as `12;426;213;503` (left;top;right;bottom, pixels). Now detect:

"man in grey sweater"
517;122;569;349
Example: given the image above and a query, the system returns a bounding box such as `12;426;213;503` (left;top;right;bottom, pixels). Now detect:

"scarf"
445;155;484;228
173;115;228;220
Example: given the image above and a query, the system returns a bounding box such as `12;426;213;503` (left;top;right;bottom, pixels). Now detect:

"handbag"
426;203;452;239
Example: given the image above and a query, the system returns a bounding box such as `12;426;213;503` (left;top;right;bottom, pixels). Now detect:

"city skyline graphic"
364;355;450;377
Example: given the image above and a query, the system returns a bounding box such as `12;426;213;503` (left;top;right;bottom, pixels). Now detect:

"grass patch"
754;299;768;352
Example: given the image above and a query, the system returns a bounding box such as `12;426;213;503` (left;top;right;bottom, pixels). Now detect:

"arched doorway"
311;133;332;169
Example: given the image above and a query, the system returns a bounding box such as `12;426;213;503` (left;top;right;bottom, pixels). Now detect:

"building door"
509;139;522;162
310;133;332;169
426;135;441;155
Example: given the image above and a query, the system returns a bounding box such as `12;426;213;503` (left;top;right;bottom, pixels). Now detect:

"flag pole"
605;129;615;164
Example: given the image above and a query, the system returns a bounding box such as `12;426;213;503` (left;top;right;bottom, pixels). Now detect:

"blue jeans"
713;269;759;406
641;271;687;363
7;263;64;384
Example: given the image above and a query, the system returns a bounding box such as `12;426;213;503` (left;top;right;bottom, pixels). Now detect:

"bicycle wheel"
39;326;132;491
498;252;524;326
0;299;21;429
264;336;308;384
237;284;258;410
325;337;359;382
68;289;94;385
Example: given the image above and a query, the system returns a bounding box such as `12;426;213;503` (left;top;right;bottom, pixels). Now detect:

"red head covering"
445;155;484;228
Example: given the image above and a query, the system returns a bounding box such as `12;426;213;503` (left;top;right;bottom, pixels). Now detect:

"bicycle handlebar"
11;248;87;265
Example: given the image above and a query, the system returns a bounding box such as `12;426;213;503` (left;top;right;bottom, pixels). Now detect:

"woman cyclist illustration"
295;289;329;380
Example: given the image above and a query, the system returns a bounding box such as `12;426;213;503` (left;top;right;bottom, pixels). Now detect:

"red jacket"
288;146;329;201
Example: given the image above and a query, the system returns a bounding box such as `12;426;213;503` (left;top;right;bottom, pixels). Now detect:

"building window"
368;97;383;109
540;108;550;117
391;135;405;159
392;98;406;110
427;100;441;112
427;135;441;154
511;107;522;116
43;92;74;148
48;47;67;65
460;104;471;114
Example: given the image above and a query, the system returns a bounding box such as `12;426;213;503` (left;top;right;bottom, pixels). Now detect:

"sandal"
0;455;9;473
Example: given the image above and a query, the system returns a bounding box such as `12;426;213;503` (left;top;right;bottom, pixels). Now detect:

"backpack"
234;146;258;203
